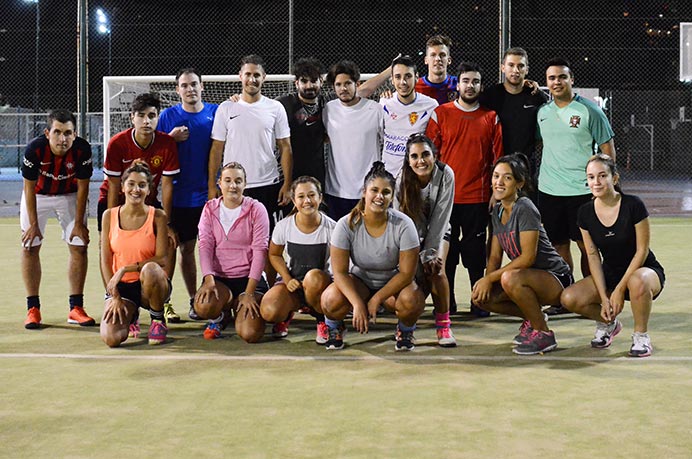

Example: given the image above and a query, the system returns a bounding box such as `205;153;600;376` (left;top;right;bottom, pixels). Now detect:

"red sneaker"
67;306;96;326
25;307;42;330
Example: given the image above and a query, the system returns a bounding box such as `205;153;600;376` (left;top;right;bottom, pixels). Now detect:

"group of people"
20;35;664;357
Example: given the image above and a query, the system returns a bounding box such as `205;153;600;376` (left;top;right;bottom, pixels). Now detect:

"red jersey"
21;136;93;195
425;102;503;204
98;128;179;204
415;75;459;105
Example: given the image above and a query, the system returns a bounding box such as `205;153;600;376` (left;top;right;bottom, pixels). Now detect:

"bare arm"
276;137;293;205
369;247;419;313
107;176;121;209
599;139;616;163
268;241;294;286
208;140;224;200
331;246;367;317
357;66;391;99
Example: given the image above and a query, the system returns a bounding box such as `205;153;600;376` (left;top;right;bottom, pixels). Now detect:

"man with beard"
208;55;292;230
322;60;384;220
380;55;438;177
425;62;503;314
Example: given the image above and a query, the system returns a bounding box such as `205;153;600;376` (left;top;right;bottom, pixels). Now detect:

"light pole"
96;8;111;75
23;0;39;111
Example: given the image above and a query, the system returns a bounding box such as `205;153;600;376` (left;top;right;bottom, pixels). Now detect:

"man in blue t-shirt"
536;57;616;310
158;67;218;321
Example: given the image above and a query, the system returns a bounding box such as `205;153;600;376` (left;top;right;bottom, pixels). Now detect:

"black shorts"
97;199;163;232
170;206;204;243
325;194;360;221
105;279;173;310
549;271;574;290
604;265;666;301
214;276;269;298
245;183;283;232
538;192;592;244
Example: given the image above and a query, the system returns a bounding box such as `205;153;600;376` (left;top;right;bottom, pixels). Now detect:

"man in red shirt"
426;62;503;315
21;109;95;329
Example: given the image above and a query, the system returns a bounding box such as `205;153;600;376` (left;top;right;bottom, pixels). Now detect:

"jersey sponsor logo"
523;104;536;109
150;155;163;168
605;231;615;238
569;115;581;128
408;112;419;125
23;158;35;168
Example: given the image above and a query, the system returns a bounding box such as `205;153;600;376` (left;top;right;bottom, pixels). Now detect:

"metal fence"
1;0;691;214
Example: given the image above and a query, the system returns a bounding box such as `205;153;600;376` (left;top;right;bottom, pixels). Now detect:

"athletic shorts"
324;194;360;221
538;192;592;244
549;271;574;290
604;265;666;301
97;198;162;232
245;182;283;232
214;275;269;298
105;279;173;310
170;206;204;243
20;191;87;247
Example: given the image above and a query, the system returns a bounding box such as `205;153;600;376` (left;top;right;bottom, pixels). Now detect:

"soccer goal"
102;73;381;147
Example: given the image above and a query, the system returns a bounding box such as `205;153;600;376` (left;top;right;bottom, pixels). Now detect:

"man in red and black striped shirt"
21;109;95;329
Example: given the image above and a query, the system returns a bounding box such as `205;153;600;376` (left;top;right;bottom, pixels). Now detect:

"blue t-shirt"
158;103;218;207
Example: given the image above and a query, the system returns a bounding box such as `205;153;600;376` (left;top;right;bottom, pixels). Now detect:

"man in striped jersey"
21;109;95;329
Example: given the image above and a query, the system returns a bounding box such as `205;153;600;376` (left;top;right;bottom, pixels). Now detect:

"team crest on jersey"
569;115;581;128
151;155;163;168
66;162;74;170
409;112;419;125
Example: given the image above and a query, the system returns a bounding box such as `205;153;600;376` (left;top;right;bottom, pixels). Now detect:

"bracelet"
238;292;254;298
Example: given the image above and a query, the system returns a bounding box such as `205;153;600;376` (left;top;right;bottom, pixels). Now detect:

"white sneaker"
436;326;457;347
591;319;622;348
629;332;652;357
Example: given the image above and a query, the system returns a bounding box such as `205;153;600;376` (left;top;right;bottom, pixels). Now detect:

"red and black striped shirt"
21;136;93;195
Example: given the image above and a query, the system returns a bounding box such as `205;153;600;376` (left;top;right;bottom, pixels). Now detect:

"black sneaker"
513;329;557;355
544;305;570;316
395;328;415;351
325;323;346;350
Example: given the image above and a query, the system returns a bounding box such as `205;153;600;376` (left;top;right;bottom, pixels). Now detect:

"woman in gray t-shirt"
321;162;423;351
471;155;573;356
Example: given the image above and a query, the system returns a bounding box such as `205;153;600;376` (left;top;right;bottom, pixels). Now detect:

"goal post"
102;73;380;148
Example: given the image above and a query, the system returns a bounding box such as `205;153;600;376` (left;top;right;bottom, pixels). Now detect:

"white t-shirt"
211;96;291;188
219;202;242;234
271;211;337;280
380;93;438;177
323;98;384;199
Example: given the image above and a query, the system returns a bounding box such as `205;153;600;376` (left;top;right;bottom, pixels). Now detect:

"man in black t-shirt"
480;47;548;175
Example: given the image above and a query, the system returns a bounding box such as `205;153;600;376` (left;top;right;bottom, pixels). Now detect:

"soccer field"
1;217;691;458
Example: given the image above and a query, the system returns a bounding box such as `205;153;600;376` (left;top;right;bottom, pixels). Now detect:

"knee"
259;296;283;323
499;270;520;293
303;269;329;292
100;326;125;348
628;277;651;302
237;326;265;343
560;287;577;310
396;287;425;320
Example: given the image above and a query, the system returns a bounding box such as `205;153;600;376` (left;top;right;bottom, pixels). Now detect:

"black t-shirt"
480;83;548;164
577;194;663;280
276;93;328;186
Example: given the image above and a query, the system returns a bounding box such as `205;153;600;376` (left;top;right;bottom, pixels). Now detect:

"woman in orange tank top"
100;160;170;347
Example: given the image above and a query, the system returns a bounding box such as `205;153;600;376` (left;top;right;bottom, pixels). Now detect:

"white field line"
1;352;691;363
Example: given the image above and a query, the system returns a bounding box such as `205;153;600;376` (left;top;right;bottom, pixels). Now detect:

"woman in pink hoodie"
193;162;270;342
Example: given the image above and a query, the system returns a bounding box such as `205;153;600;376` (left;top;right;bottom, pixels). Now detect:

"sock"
397;321;416;332
210;312;224;324
325;318;341;330
189;297;194;307
313;313;325;322
69;294;84;310
27;296;40;310
435;312;451;329
150;309;165;323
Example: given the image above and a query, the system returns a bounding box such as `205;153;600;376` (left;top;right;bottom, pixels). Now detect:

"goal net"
102;73;382;147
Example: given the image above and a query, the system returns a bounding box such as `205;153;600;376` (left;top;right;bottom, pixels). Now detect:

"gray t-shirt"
331;208;419;289
491;197;570;276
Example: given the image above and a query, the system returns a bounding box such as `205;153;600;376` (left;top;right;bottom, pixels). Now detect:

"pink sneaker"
315;321;329;344
272;312;294;338
148;320;168;345
436;326;457;347
128;319;141;339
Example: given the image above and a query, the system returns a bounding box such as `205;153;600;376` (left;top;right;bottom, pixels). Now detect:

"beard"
460;93;479;105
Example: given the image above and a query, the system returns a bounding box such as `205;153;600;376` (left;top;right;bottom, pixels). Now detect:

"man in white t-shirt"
208;54;293;227
323;60;384;220
380;55;439;177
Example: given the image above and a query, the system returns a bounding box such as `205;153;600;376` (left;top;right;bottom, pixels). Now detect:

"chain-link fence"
1;0;691;214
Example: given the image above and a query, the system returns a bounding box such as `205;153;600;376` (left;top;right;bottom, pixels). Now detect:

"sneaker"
591;319;622;349
436;326;457;347
272;312;294;338
629;332;652;357
470;303;490;318
315;321;329;345
164;303;180;323
512;314;548;345
67;306;96;326
544;305;570;316
148;320;168;345
513;329;558;355
24;307;41;330
395;328;416;351
128;319;141;339
513;320;533;345
188;305;202;321
325;323;346;350
203;322;221;340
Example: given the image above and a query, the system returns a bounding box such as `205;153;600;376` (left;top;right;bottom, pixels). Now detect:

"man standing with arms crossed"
536;58;616;315
158;68;217;320
21;109;95;329
426;62;503;315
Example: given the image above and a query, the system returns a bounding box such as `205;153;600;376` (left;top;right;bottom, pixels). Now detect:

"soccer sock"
397;321;416;332
68;294;84;310
150;309;165;323
435;312;451;329
325;318;341;330
27;296;40;310
314;313;325;322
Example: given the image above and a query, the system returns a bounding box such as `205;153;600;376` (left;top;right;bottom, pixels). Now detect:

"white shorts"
20;192;88;247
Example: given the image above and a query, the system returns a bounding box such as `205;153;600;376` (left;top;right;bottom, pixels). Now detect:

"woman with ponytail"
321;161;424;351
